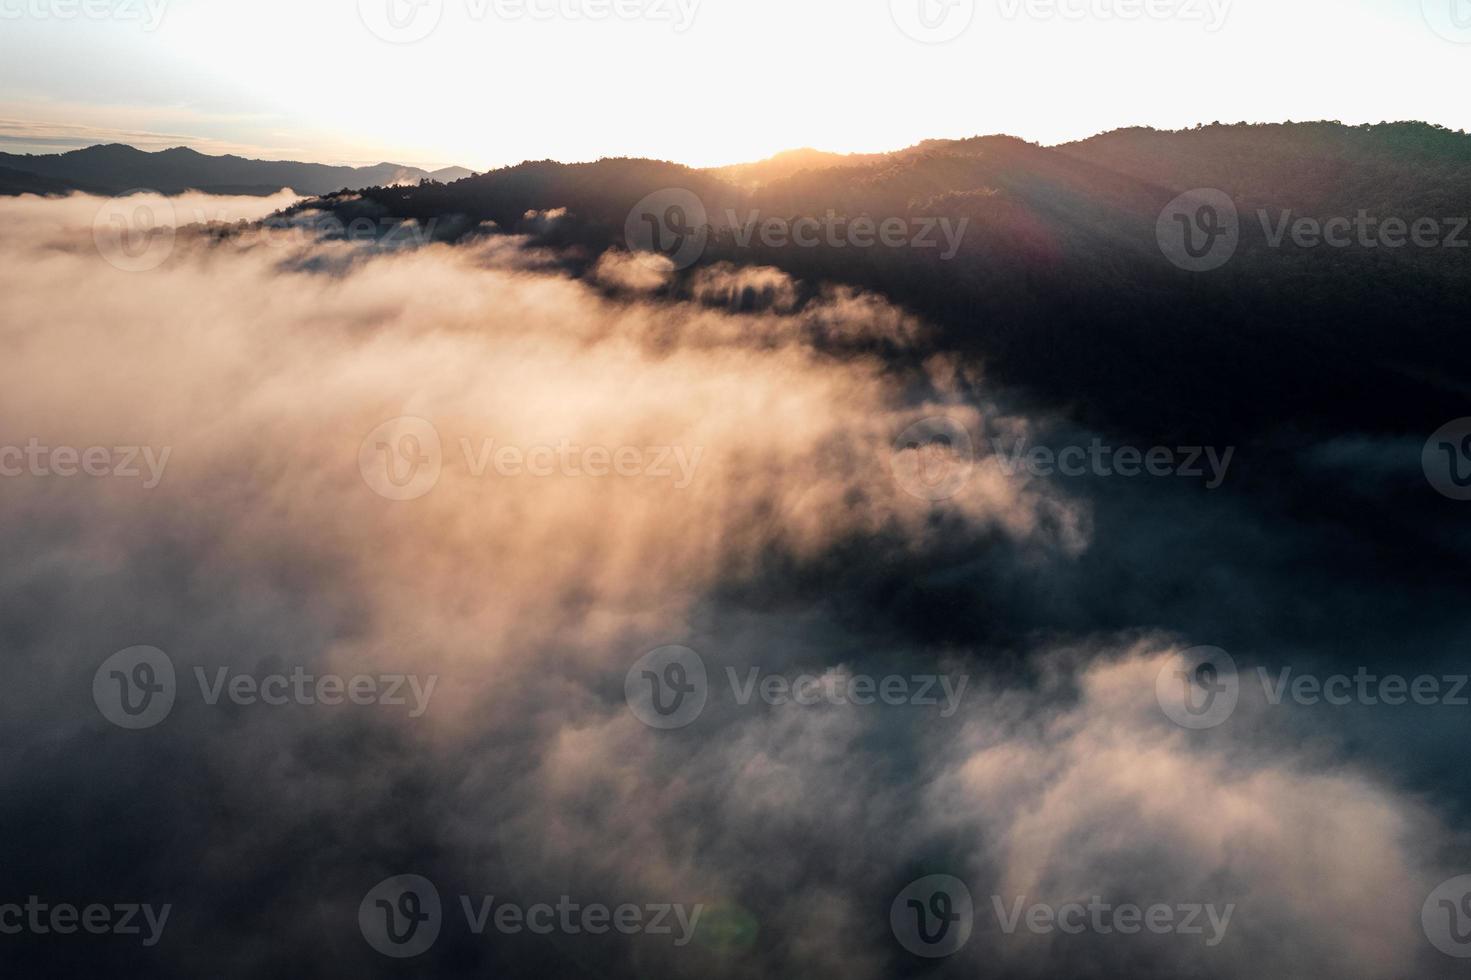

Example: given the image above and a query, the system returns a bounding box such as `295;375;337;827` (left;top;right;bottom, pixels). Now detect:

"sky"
0;0;1467;170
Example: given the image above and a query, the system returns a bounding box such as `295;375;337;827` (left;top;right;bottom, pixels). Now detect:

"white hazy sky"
0;0;1466;170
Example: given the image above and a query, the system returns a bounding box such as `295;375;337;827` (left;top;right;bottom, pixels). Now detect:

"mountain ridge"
306;120;1469;447
0;143;476;197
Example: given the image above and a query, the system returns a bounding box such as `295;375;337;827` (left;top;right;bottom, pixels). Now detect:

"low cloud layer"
0;193;1463;978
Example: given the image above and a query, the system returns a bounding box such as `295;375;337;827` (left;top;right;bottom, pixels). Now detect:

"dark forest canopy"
298;121;1470;448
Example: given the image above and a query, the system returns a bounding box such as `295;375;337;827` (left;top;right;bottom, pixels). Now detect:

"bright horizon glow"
1;0;1467;172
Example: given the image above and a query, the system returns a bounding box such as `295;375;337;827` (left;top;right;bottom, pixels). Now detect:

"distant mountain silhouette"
0;144;476;196
0;164;98;196
312;121;1470;446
